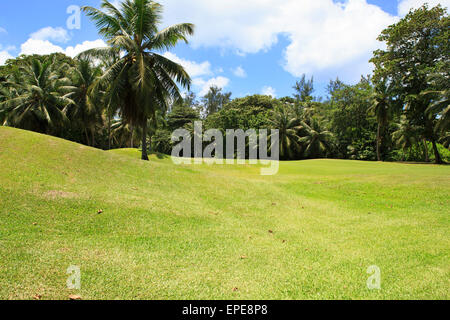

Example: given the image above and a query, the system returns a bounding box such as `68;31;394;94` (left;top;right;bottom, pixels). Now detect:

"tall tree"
299;118;334;159
392;116;419;161
201;86;232;116
269;106;302;160
293;74;314;102
63;59;103;146
0;57;72;134
371;4;449;164
81;0;193;160
368;80;392;161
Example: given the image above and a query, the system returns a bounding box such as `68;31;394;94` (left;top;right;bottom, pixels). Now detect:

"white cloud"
232;66;247;78
194;76;230;96
20;39;64;56
0;50;13;65
64;40;108;58
19;38;107;58
30;27;70;43
162;52;212;77
159;0;400;82
261;86;276;98
0;27;6;34
161;52;228;96
398;0;450;16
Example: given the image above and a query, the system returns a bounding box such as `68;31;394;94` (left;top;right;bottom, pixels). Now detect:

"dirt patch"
43;190;79;200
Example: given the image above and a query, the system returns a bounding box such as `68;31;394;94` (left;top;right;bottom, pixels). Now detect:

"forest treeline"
0;2;448;163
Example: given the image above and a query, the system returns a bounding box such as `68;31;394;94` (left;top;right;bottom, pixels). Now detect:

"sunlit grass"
0;127;448;300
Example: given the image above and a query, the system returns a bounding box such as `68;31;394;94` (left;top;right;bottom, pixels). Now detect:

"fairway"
0;126;449;300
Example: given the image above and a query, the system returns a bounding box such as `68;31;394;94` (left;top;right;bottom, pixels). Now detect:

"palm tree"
425;89;449;134
0;85;14;124
0;57;72;134
80;0;193;160
111;117;140;148
147;110;166;154
269;106;302;160
299;118;334;159
63;59;103;146
369;81;392;161
392;116;419;161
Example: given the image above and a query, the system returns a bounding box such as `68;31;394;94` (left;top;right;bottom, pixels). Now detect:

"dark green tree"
201;86;232;116
371;4;449;163
81;0;194;160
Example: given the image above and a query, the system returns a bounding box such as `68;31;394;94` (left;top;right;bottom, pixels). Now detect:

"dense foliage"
0;3;448;163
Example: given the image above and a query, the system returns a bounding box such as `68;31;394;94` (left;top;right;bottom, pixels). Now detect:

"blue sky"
0;0;448;99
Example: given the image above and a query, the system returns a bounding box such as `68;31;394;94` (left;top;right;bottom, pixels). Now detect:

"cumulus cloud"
64;40;108;58
20;39;65;56
0;50;13;65
193;76;230;96
161;52;228;96
261;86;276;98
398;0;450;16
162;52;212;77
157;0;402;82
232;66;247;78
30;26;71;43
19;38;106;58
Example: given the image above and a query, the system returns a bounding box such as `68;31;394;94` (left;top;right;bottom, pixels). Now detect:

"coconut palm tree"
0;57;72;134
269;106;302;160
0;85;14;124
392;116;419;161
299;118;333;159
111;117;140;148
369;81;392;161
63;59;103;146
425;89;449;134
80;0;193;160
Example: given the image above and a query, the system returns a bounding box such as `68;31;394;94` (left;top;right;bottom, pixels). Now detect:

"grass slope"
0;127;449;300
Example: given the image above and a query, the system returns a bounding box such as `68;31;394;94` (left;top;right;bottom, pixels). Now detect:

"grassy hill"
0;126;448;300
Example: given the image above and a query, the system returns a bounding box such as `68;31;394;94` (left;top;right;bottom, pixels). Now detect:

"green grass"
0;126;449;300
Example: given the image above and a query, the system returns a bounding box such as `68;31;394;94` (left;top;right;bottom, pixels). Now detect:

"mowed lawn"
0;126;448;300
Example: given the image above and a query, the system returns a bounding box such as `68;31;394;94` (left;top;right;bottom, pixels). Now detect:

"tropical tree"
369;80;392;161
63;59;103;146
371;4;449;163
81;0;194;160
293;74;314;102
201;86;232;116
111;117;139;148
0;57;72;134
299;118;334;159
392;116;419;161
424;89;449;135
269;106;302;160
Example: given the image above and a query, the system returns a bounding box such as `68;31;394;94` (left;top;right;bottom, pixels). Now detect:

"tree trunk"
130;125;134;149
376;124;381;162
91;128;95;148
422;138;429;162
141;119;149;161
431;139;443;164
149;135;152;155
85;129;91;147
108;114;111;150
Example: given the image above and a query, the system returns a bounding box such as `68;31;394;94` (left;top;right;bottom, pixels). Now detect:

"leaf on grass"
69;294;82;300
